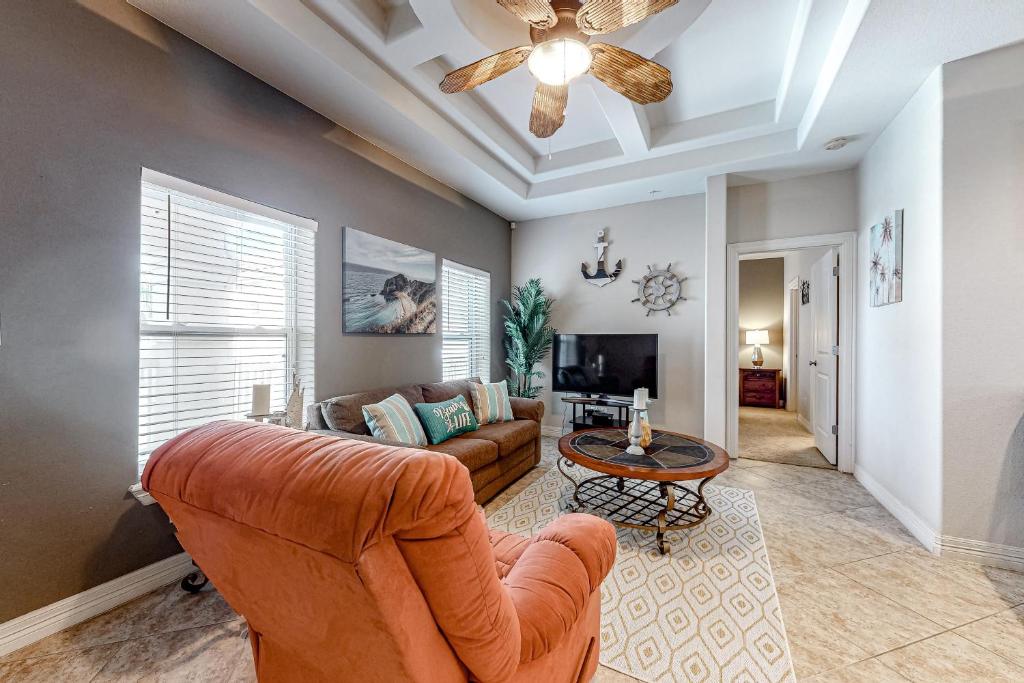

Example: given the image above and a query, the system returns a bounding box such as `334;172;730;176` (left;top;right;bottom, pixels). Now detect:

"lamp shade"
746;330;770;345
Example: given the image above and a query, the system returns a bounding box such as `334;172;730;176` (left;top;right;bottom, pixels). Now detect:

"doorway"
726;232;857;473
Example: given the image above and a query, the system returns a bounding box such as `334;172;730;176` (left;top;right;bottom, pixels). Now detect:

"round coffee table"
557;427;730;554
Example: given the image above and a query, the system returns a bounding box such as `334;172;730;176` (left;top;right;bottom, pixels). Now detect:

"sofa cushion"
322;384;425;434
425;437;497;472
415;395;479;445
469;380;514;424
420;378;479;405
362;394;428;447
460;419;537;458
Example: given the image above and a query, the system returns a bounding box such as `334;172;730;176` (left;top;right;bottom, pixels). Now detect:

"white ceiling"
128;0;1024;221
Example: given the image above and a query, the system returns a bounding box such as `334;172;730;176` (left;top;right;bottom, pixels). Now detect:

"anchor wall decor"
581;229;622;287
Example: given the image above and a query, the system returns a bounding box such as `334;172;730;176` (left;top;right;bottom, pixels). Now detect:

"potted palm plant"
502;279;555;399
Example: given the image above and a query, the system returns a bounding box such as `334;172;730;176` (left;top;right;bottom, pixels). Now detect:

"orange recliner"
143;421;617;682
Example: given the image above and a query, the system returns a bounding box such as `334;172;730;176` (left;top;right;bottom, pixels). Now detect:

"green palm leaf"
501;278;555;398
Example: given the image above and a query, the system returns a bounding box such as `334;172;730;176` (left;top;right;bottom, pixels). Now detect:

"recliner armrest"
509;397;544;424
502;514;616;663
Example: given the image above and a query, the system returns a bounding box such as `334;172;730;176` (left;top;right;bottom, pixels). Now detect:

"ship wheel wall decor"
632;263;686;316
439;0;676;138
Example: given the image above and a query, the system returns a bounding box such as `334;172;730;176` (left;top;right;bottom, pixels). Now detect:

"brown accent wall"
0;0;511;621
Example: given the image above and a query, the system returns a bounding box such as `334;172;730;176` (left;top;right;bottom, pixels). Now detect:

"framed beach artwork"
343;227;437;334
869;209;904;307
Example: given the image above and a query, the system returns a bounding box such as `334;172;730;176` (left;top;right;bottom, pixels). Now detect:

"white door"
810;249;838;465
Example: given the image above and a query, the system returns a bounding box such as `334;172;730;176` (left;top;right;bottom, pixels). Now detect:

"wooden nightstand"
739;368;782;408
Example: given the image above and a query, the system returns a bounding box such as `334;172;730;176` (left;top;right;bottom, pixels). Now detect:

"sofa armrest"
503;514;616;663
509;397;544;424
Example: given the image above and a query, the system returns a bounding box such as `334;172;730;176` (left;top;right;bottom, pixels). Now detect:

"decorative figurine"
581;229;623;287
632;263;686;316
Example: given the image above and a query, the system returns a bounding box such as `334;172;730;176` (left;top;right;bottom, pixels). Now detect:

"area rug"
486;467;795;683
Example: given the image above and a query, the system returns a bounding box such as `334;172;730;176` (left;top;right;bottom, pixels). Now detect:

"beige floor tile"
877;632;1024;682
804;657;911;682
593;664;643;681
93;621;248;682
715;466;781;491
777;568;943;662
730;457;773;469
790;479;878;511
763;512;913;572
748;462;843;487
753;486;852;521
835;551;1024;629
0;643;120;682
0;583;237;662
954;604;1024;668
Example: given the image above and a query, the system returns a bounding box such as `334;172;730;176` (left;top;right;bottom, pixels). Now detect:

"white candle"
251;384;271;416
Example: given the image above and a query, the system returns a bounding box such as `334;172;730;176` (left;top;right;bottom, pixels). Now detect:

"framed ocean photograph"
869;209;904;307
342;227;437;334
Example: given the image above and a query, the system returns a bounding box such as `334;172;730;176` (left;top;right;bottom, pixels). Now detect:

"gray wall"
727;170;858;244
855;70;945;544
0;0;510;622
941;42;1024;551
512;195;707;436
738;258;785;371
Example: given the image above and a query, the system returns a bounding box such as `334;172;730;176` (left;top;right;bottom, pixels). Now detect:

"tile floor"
3;440;1023;681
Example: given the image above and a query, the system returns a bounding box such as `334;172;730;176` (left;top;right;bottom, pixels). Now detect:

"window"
138;169;315;471
442;260;490;382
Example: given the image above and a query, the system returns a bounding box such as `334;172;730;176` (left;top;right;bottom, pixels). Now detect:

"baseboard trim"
797;414;812;433
0;552;193;658
938;536;1024;572
853;466;939;552
540;425;565;438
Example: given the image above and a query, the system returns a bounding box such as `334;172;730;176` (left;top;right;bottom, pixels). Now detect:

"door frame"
726;231;857;473
784;277;800;414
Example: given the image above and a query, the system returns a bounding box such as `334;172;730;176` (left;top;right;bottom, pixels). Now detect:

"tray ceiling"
128;0;1024;220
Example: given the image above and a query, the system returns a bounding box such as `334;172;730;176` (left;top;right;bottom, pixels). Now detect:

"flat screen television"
552;333;658;399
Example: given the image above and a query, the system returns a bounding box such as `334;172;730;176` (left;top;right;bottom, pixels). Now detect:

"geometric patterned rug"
486;467;795;683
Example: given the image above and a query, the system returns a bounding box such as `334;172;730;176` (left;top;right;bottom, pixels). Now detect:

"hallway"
739;406;835;469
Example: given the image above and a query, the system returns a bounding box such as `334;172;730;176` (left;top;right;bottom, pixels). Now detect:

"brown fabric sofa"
306;378;544;504
143;421;616;682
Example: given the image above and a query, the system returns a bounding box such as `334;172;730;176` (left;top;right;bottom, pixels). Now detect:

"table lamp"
746;330;769;368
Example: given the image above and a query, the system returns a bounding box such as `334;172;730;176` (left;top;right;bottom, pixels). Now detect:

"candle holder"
626;406;648;455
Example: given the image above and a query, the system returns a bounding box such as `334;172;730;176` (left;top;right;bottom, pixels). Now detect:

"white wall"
941;43;1024;552
783;247;830;422
727;169;858;244
512;195;707;436
856;69;944;544
738;258;785;370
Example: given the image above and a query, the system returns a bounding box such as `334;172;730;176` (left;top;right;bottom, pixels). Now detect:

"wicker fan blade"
577;0;677;35
440;46;533;94
589;43;672;104
496;0;558;29
530;83;569;138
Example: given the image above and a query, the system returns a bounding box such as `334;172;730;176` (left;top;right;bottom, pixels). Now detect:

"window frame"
137;169;316;473
441;259;491;383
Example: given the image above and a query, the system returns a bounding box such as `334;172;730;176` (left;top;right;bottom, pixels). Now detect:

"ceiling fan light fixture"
528;38;592;86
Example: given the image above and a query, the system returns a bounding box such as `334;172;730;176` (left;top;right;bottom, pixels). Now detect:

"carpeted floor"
738;407;834;469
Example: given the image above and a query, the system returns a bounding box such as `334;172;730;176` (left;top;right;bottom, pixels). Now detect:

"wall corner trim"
854;466;939;552
938;536;1024;573
0;553;193;658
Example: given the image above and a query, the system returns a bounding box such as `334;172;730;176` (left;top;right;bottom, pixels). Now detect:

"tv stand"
561;395;632;431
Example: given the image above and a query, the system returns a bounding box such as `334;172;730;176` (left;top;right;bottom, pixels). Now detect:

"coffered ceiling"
128;0;1024;221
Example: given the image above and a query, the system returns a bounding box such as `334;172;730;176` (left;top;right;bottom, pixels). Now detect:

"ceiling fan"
440;0;676;138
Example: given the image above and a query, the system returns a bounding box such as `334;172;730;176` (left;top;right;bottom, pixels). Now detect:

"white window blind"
442;260;491;383
138;170;315;471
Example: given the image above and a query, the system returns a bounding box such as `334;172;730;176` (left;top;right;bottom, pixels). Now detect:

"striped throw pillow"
469;380;514;424
361;393;428;447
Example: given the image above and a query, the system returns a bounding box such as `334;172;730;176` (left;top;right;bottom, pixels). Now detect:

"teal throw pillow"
361;393;428;447
414;395;479;445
